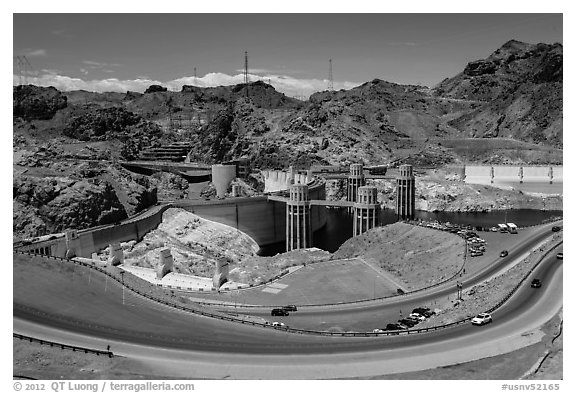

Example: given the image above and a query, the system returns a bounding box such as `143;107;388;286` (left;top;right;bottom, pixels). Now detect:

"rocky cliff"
434;40;562;147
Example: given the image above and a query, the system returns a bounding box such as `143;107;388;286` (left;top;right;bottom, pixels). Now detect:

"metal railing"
13;333;113;357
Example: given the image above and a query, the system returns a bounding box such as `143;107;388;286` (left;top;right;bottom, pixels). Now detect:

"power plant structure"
286;184;312;251
396;164;416;220
353;186;379;236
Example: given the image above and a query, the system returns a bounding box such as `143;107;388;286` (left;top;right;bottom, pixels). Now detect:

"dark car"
386;323;406;331
531;279;542;288
398;318;418;328
552;226;561;232
500;250;509;257
271;308;289;316
282;305;298;312
413;307;435;317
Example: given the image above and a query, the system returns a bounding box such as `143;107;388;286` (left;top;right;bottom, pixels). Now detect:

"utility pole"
328;58;334;91
194;67;197;85
243;51;249;84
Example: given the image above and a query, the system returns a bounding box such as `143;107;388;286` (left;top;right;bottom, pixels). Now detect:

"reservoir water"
259;207;562;256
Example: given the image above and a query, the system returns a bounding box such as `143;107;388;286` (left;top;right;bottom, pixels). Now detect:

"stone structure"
211;164;237;198
286;184;312;251
64;230;79;259
396;164;415;220
213;258;229;289
156;247;174;279
347;163;365;203
107;242;124;266
353;186;379;236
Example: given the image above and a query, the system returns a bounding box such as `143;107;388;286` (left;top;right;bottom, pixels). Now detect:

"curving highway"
13;222;563;378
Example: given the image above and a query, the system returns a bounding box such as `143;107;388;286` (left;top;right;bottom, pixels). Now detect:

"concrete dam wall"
173;183;327;247
19;177;328;257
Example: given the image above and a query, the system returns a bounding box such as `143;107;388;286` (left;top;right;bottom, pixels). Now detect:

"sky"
12;13;562;98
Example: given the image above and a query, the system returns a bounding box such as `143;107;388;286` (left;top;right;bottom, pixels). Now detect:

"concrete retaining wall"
18;205;171;259
464;165;563;184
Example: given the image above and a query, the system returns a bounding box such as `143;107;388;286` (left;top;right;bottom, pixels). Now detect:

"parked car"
271;308;289;316
386;323;406;331
412;307;435;317
271;322;286;328
552;226;561;232
398;318;418;328
470;250;484;257
508;228;518;234
500;250;509;257
557;252;563;260
490;227;499;232
409;313;426;321
372;328;385;333
531;279;542;288
471;313;493;326
282;305;298;312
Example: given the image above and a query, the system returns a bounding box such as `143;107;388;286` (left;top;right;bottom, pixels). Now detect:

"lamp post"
120;271;125;305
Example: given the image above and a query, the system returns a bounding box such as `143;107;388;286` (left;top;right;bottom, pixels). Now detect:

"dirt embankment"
333;222;464;290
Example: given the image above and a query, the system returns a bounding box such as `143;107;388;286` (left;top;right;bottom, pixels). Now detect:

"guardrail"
13;238;562;338
13;333;113;358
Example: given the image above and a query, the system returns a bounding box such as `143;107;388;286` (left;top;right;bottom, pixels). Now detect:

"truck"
506;223;518;234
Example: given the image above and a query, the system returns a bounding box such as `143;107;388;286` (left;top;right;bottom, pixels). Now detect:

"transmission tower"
244;51;249;84
328;58;334;91
14;55;34;85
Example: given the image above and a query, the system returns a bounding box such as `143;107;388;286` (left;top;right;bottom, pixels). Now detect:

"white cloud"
388;42;418;46
82;60;122;68
14;71;360;99
17;49;47;57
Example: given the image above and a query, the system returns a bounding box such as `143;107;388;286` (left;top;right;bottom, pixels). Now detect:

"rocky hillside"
13;85;67;121
12;40;562;239
434;40;562;147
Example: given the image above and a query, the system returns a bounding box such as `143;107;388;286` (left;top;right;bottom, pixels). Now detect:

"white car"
372;328;385;333
471;313;492;326
409;313;426;321
272;322;286;328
